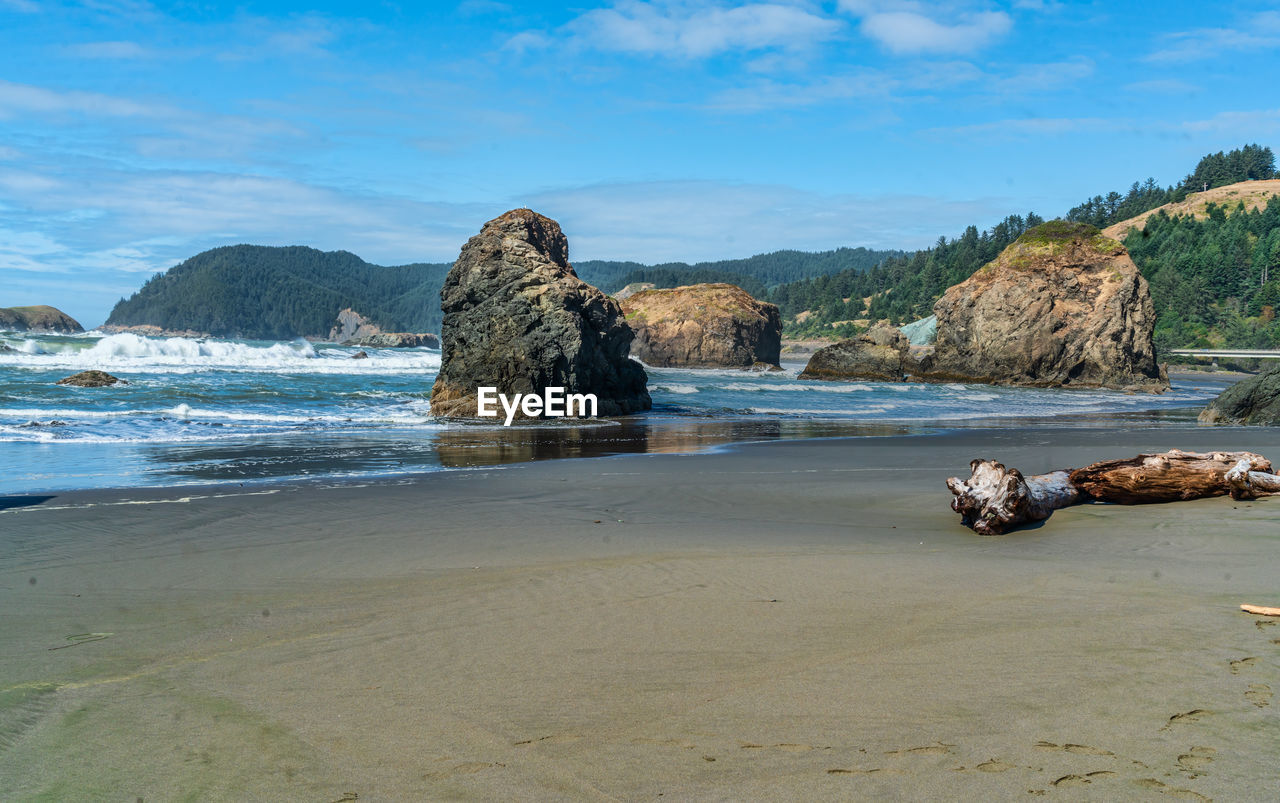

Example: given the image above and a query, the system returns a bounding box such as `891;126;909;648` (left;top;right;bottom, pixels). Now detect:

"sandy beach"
3;426;1279;800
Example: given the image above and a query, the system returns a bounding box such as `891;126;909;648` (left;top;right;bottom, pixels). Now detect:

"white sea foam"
652;383;700;394
0;333;441;374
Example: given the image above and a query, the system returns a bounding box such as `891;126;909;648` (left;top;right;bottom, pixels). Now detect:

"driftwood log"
947;449;1280;534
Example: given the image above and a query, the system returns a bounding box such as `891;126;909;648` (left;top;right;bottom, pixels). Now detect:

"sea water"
0;331;1223;494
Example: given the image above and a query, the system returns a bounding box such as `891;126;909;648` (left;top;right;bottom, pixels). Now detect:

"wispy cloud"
61;40;154;59
513;1;844;59
1146;12;1280;62
528;179;1012;261
928;116;1133;138
838;1;1012;54
0;79;170;119
0;0;40;12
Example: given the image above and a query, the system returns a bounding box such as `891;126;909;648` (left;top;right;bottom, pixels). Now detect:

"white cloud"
519;1;844;60
0;79;170;119
62;40;153;59
1179;108;1280;136
859;10;1011;54
1122;79;1199;95
1146;13;1280;62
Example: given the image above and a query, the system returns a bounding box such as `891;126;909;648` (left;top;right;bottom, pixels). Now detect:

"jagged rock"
615;282;656;300
799;322;917;382
430;209;650;418
1199;367;1280;425
620;283;781;369
351;350;369;360
343;332;440;349
0;305;84;334
328;308;380;343
56;370;127;387
918;221;1168;392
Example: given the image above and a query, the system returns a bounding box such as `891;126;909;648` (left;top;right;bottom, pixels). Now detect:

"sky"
2;1;1280;325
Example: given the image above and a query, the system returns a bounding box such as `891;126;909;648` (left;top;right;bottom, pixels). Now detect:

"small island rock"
799;322;917;382
918;221;1167;392
57;370;127;387
1199;367;1280;425
620;283;781;369
343;332;440;349
430;209;650;419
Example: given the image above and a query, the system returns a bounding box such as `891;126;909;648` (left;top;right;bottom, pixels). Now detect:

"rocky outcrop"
99;323;211;338
430;209;650;419
799;322;917;382
344;332;440;349
351;350;369;360
56;370;126;387
0;305;84;334
615;282;656;300
918;221;1168;392
1199;368;1280;425
620;283;781;369
328;308;380;343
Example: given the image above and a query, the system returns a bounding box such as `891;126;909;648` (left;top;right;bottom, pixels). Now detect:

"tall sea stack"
430;209;651;418
919;221;1168;392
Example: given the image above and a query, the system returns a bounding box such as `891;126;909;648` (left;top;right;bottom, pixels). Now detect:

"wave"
0;333;441;374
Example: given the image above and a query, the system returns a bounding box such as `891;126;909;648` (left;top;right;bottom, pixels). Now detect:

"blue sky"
3;0;1280;325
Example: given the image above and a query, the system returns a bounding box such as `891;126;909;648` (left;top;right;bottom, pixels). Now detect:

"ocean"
0;331;1225;495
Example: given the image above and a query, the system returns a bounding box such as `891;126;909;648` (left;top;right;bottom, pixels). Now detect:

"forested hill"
106;245;450;340
770;144;1280;347
575;247;902;297
108;244;901;340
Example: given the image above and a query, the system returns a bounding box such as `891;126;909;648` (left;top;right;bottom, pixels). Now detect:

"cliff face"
0;305;84;334
799;322;916;382
430;209;651;419
919;221;1168;392
619;283;781;369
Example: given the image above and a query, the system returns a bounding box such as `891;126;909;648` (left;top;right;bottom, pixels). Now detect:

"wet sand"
3;427;1279;800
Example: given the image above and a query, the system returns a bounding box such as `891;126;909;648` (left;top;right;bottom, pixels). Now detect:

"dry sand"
3;427;1279;800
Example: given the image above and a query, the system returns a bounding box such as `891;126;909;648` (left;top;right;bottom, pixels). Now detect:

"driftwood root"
947;450;1280;535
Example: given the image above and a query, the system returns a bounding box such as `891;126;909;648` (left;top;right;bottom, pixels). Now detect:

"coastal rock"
351;350;369;360
1199;367;1280;425
329;308;380;343
615;282;656;300
343;332;440;349
56;370;127;387
919;221;1168;392
430;209;651;418
0;305;84;334
619;283;782;369
799;322;917;382
99;323;211;338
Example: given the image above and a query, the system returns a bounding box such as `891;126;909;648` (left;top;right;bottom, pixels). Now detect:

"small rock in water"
56;370;127;388
351;350;369;360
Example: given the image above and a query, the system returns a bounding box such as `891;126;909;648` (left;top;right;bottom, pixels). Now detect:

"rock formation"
57;370;126;387
351;350;369;360
799;322;917;382
0;305;84;334
918;221;1168;392
430;209;650;419
344;332;440;349
619;283;781;369
329;308;380;343
1199;367;1280;425
615;282;656;300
